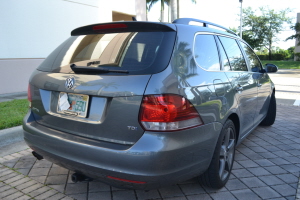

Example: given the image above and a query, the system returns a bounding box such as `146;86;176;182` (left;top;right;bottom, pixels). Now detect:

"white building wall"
0;0;145;95
0;0;101;59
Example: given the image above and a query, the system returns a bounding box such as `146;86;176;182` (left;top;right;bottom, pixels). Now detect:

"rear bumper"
23;111;222;189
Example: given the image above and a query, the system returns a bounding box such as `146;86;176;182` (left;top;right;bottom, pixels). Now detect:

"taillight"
28;84;32;108
93;24;127;31
139;94;203;131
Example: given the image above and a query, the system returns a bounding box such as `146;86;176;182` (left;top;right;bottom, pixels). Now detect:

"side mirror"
264;63;278;73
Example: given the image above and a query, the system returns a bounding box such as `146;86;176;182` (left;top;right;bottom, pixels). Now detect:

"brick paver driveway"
1;104;300;200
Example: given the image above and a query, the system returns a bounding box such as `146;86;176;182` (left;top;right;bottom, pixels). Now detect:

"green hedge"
295;53;300;61
257;53;289;60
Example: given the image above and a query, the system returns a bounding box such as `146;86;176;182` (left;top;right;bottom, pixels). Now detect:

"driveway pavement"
269;69;300;106
1;69;300;200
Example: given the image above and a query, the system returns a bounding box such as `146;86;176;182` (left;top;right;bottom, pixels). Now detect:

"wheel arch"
227;113;240;144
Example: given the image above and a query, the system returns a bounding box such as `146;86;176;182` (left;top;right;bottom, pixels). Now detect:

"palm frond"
146;0;159;11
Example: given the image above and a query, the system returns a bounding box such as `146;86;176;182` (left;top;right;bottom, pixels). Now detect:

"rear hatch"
29;22;176;145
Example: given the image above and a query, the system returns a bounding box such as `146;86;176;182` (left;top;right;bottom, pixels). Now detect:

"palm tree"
146;0;170;22
286;22;300;61
170;0;197;22
147;0;197;22
286;22;300;45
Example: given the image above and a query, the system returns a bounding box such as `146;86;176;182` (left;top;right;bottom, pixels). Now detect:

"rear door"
217;36;258;136
239;42;271;124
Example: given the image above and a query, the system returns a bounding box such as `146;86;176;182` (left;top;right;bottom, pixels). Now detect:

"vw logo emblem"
65;77;75;89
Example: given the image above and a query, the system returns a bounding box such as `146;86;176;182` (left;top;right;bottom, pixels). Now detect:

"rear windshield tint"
38;32;176;75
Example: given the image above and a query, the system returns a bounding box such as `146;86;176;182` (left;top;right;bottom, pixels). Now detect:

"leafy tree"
241;7;292;60
286;22;300;46
287;46;295;59
146;0;170;22
229;27;262;49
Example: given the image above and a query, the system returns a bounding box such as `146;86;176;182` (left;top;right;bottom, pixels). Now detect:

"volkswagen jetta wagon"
23;18;277;189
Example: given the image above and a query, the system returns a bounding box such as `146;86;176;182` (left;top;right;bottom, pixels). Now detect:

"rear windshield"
38;32;176;75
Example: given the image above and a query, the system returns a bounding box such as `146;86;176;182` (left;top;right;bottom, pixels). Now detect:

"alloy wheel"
219;127;235;181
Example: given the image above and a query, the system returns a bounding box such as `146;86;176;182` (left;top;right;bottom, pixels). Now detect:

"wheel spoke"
227;151;233;168
227;131;235;169
219;158;226;179
219;126;235;181
228;140;235;153
223;129;230;148
220;146;226;157
227;139;234;151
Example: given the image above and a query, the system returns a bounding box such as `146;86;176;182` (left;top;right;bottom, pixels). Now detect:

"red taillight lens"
139;94;203;131
28;84;32;107
93;24;127;31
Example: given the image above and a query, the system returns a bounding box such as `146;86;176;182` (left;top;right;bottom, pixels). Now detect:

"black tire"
260;92;276;126
199;119;236;189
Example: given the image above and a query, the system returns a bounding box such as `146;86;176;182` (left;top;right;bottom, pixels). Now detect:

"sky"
147;0;300;50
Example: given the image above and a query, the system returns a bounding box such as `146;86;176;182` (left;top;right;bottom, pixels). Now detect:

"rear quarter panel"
145;25;238;126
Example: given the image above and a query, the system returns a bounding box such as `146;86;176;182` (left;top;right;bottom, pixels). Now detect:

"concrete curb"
0;126;24;147
0;91;27;102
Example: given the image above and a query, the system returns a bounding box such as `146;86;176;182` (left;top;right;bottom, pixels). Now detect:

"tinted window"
215;37;231;71
218;36;248;71
194;35;220;71
38;32;176;75
240;42;262;72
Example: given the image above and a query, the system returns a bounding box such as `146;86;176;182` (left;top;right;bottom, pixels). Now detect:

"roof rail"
173;18;237;36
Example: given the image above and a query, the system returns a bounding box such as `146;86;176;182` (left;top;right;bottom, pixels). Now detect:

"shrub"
257;51;290;60
295;53;300;61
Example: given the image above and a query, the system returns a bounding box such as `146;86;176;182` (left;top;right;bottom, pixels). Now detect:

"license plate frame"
57;92;89;118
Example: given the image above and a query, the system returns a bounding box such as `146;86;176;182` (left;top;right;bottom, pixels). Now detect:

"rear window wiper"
70;64;129;74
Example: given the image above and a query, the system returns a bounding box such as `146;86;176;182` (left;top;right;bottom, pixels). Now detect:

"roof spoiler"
71;22;176;36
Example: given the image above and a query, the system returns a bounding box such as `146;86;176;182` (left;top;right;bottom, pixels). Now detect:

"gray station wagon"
23;18;277;189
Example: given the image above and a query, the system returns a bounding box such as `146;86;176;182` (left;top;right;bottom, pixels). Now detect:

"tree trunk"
170;0;177;22
160;0;164;22
268;43;272;60
177;0;179;18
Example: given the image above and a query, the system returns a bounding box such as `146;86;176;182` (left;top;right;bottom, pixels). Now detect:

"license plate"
57;92;89;118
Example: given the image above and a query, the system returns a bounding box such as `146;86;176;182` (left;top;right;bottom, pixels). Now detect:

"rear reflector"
107;176;146;184
93;24;127;31
28;84;32;108
139;94;203;131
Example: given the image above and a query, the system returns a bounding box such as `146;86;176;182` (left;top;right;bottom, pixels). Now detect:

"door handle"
236;86;243;93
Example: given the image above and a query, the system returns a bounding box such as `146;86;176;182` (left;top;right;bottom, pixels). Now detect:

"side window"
194;35;220;71
239;42;263;72
218;36;248;71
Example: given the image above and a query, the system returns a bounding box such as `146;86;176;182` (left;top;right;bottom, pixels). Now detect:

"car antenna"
132;16;137;21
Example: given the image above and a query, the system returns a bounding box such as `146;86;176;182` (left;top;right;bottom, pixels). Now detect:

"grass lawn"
261;60;300;69
0;99;28;130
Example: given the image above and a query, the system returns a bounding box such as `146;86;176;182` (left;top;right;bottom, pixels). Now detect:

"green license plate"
57;92;89;118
